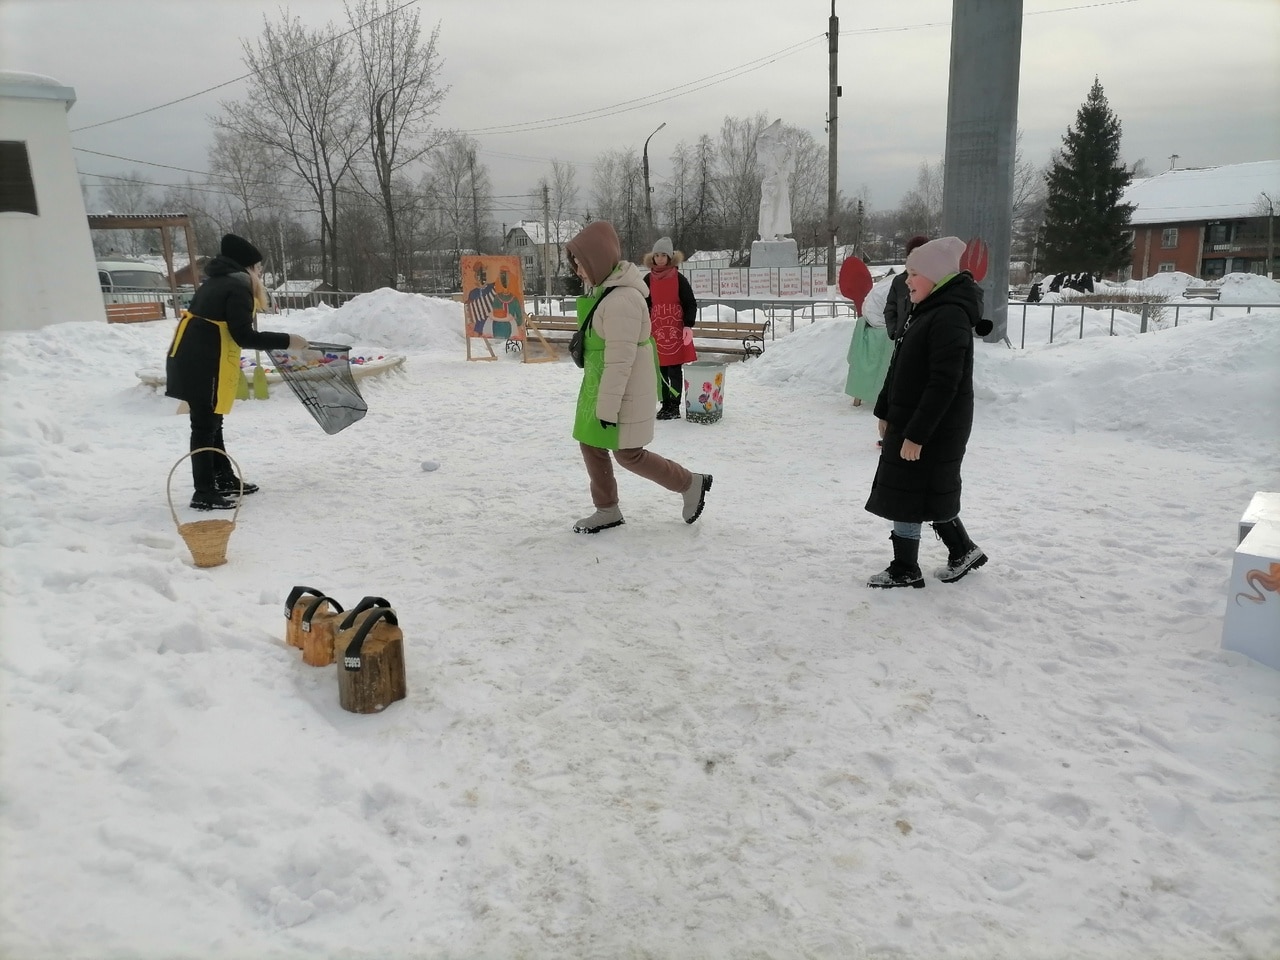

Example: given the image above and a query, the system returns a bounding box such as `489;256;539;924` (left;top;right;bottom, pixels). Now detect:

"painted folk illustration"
462;256;526;341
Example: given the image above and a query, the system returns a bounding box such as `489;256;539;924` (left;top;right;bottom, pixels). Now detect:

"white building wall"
0;72;105;331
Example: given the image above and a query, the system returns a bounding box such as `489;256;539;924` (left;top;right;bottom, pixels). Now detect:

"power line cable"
69;0;420;133
838;0;1141;35
458;34;825;137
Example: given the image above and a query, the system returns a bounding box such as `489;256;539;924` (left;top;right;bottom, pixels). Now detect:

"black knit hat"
220;233;263;268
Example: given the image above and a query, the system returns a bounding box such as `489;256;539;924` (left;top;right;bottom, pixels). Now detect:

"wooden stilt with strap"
334;598;406;714
298;595;347;667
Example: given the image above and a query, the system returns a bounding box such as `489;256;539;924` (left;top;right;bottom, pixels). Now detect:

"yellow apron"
169;311;242;415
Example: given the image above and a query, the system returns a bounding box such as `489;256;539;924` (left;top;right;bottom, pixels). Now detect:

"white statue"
756;119;793;241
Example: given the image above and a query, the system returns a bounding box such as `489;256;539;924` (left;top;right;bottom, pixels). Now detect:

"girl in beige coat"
565;221;713;533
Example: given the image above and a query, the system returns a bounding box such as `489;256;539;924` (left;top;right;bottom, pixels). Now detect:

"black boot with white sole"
932;517;988;582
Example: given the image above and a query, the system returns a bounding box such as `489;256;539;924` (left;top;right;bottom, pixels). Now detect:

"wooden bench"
523;315;578;343
514;315;771;361
1183;286;1221;301
690;318;771;358
509;315;576;362
106;301;166;323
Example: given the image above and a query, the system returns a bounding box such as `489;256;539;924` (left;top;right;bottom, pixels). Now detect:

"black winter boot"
656;399;680;420
932;518;988;582
867;533;925;589
190;490;237;511
214;474;259;496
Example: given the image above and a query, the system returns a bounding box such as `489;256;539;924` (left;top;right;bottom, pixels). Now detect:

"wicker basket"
167;447;243;568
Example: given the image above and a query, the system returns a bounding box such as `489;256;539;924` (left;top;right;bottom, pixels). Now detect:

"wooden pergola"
87;213;199;314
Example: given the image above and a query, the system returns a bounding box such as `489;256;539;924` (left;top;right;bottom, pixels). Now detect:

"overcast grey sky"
3;0;1278;225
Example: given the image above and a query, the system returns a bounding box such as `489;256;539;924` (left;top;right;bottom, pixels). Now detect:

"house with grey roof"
502;219;583;288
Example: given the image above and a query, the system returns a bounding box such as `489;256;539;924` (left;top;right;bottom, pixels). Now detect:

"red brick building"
1123;160;1278;280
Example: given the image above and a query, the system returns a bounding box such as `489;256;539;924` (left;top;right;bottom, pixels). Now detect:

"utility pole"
643;122;666;242
942;0;1022;342
1262;191;1275;280
467;148;480;255
278;220;288;311
543;183;552;300
826;0;840;285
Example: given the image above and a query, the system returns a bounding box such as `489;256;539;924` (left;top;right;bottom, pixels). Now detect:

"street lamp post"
642;121;667;241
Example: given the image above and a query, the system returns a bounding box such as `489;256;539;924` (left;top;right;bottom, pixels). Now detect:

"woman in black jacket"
166;234;307;510
865;236;990;588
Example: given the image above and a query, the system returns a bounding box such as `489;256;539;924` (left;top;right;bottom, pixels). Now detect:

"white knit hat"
651;236;674;257
905;236;966;284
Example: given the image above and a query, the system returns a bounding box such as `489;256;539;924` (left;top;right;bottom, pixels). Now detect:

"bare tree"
207;129;284;240
528;159;580;285
336;191;387;291
712;113;770;261
1009;130;1048;263
550;159;579;226
831;186;871;261
897;159;945;239
781;125;828;260
590;148;642;260
345;0;448;288
424;134;494;283
220;12;365;288
159;179;222;262
95;172;157;256
1009;130;1045;225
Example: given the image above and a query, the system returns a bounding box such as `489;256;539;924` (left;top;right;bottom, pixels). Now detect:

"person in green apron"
844;269;895;408
564;221;713;533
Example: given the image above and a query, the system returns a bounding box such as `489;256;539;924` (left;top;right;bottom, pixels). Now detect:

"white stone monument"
750;119;799;269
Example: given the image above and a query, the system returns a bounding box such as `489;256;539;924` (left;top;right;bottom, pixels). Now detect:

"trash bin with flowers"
684;360;728;424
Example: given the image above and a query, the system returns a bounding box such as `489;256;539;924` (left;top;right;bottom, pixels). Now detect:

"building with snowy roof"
502;219;583;289
0;71;105;331
272;278;332;310
1122;160;1278;280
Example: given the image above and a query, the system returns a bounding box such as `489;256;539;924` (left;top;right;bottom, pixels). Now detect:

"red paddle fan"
838;257;874;314
960;237;990;281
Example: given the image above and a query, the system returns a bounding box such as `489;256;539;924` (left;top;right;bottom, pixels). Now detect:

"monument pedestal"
750;239;799;268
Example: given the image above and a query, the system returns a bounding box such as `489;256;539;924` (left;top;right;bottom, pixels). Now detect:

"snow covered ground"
1;275;1278;959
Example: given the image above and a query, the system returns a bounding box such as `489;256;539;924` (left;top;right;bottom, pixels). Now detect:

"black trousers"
187;400;234;493
659;364;683;407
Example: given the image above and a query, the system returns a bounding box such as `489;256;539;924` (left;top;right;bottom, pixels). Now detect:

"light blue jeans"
893;517;958;540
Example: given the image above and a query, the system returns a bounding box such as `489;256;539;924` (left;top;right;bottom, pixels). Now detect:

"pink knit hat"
905;236;966;284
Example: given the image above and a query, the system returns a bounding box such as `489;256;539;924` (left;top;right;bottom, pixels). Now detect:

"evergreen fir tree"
1040;78;1135;276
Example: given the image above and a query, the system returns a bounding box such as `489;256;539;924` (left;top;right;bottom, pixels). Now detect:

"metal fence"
1008;300;1280;349
255;288;1280;351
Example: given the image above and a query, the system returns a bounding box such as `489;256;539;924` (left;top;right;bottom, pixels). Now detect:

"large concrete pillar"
942;0;1023;342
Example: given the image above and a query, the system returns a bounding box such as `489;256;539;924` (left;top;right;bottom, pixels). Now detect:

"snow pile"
1216;271;1280;302
284;288;463;355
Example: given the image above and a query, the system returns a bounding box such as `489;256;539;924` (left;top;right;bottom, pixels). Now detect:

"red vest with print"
647;269;697;365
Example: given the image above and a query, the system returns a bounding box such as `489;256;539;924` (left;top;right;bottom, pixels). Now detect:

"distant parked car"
97;259;171;305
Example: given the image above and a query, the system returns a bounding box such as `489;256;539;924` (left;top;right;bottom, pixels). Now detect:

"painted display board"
461;256;526;362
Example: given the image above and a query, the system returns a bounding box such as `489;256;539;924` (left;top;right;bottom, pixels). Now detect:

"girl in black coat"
165;234;307;510
865;236;990;588
882;234;930;341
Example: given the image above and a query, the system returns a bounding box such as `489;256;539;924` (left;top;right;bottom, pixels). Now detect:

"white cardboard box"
1221;518;1280;670
1238;491;1280;544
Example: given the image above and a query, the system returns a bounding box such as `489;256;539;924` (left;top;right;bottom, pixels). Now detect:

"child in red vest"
642;237;698;419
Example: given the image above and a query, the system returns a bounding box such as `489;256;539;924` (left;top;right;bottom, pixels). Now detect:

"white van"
97;259;171;305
